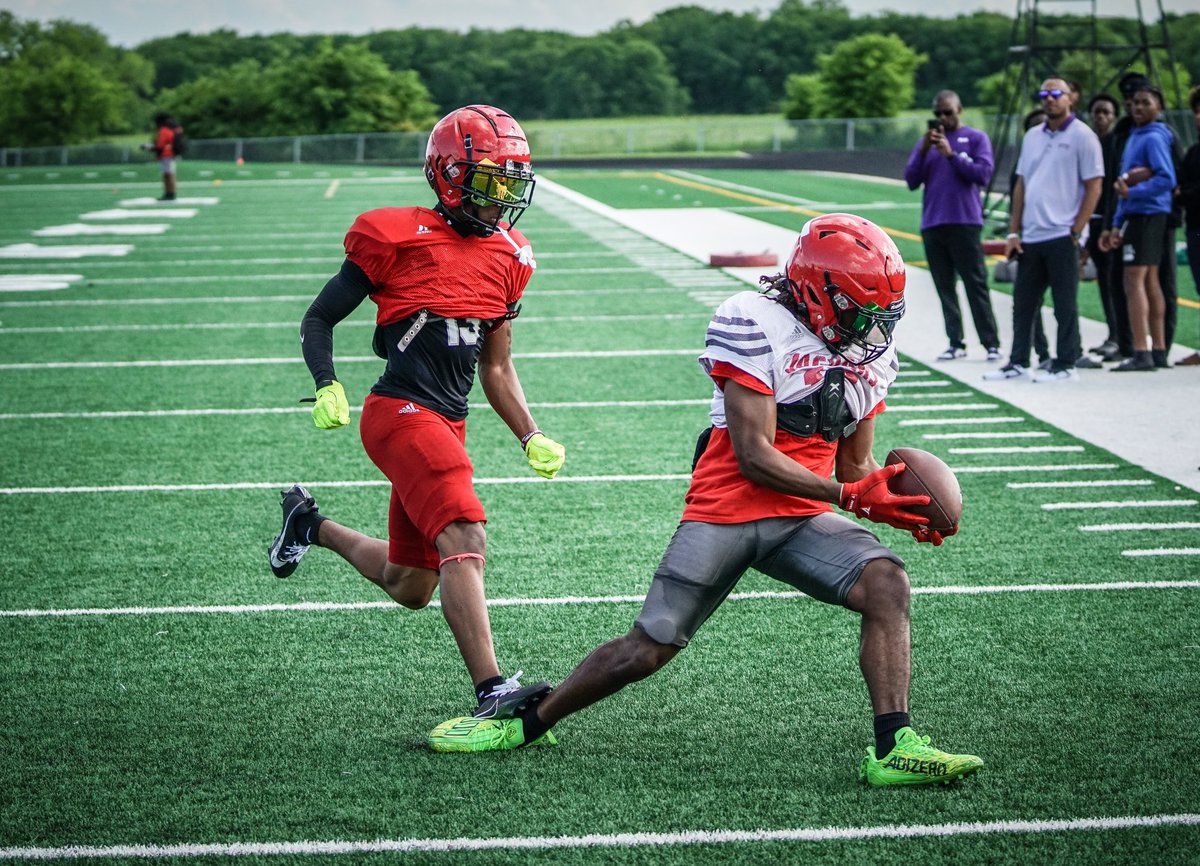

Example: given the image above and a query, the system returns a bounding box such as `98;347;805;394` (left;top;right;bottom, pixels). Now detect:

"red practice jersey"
345;207;535;325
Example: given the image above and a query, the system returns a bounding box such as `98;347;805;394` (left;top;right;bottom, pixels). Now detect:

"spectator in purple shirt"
906;90;1001;363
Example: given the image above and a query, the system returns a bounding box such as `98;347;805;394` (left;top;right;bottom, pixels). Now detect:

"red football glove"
839;463;931;531
911;523;958;546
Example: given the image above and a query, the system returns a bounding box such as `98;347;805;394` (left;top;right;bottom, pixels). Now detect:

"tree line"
1;1;1197;147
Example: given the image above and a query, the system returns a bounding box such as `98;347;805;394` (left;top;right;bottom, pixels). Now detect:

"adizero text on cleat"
268;484;317;578
858;727;983;786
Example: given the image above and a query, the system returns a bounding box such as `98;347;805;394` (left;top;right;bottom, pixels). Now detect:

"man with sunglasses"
988;78;1103;383
267;105;564;726
429;214;985;789
905;90;1001;364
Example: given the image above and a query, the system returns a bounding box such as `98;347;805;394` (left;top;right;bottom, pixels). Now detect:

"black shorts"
1122;213;1169;267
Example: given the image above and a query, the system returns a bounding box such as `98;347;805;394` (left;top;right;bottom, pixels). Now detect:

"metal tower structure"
983;0;1189;229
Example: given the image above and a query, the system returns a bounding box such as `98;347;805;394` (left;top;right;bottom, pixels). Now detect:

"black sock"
517;704;550;745
298;512;327;546
874;711;910;757
474;676;505;703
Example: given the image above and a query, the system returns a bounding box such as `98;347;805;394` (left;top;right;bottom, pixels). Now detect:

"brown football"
884;447;962;533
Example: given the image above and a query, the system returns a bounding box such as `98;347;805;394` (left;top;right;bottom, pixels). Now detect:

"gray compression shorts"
635;513;904;647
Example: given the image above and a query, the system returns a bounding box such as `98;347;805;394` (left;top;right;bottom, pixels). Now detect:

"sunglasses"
933;108;957;116
1037;88;1066;100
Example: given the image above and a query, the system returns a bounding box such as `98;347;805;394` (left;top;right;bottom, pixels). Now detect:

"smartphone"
927;119;942;131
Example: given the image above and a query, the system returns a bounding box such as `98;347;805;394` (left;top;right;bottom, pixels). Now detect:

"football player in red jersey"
269;105;565;721
428;215;984;786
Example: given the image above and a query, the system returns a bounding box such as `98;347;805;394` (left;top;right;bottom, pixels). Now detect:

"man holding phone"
905;90;1001;364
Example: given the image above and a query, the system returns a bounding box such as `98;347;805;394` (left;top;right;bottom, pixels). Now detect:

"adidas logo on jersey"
397;402;420;415
417;224;432;235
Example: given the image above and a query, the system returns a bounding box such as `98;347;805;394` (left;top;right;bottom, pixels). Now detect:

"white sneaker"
936;347;967;361
1032;367;1079;383
985;347;1002;362
982;363;1028;381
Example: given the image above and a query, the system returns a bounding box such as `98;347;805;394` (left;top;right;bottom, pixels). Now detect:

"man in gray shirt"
986;77;1103;383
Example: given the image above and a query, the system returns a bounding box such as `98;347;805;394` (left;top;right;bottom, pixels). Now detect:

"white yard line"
1041;499;1198;510
899;417;1024;426
1008;479;1154;489
1122;548;1200;557
0;474;693;496
1080;522;1200;531
924;432;1050;440
0;349;700;371
0;312;708;335
2;813;1197;860
4;581;1198;619
0;400;710;421
948;445;1083;454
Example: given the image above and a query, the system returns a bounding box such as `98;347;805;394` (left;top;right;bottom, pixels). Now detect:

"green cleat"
428;716;558;753
858;727;983;786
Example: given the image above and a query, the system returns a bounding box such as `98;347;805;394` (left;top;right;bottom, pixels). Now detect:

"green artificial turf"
0;163;1197;864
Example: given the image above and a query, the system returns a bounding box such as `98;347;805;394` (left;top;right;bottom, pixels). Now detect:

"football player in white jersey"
429;214;983;786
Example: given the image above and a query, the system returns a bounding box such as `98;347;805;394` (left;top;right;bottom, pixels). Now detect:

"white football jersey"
699;290;898;426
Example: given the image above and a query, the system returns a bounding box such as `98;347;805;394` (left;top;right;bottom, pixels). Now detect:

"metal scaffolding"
983;0;1190;229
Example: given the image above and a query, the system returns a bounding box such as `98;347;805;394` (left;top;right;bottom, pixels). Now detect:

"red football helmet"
781;213;906;364
424;104;535;235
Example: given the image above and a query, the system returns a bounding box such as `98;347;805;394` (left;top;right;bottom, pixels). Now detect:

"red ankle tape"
439;552;486;570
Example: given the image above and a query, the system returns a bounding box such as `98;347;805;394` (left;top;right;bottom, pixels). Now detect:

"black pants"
1162;227;1177;351
1011;235;1081;372
1087;216;1130;351
923;223;1000;350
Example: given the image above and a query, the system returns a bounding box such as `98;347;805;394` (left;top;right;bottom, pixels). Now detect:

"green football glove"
311;381;350;429
523;432;565;479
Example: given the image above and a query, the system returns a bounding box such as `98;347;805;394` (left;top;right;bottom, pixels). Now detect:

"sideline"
537;176;1200;494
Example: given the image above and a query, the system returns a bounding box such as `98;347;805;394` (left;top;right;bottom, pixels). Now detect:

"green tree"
156;60;275;138
809;33;926;118
264;40;435;134
875;12;1011;108
157;42;436;137
634;8;772;114
782;73;822;119
0;14;153;145
365;28;480;114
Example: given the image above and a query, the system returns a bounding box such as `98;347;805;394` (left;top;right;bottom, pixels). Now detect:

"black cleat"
268;484;317;578
473;672;552;720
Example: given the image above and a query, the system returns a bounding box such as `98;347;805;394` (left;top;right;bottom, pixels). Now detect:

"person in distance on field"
144;112;179;201
429;214;985;788
268;105;565;722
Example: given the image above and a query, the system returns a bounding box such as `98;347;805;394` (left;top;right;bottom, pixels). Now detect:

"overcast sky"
8;0;1194;47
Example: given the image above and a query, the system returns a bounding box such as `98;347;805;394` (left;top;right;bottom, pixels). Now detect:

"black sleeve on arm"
301;259;373;389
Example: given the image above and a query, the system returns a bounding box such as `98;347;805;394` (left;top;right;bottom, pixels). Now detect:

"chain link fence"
2;112;1193;168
